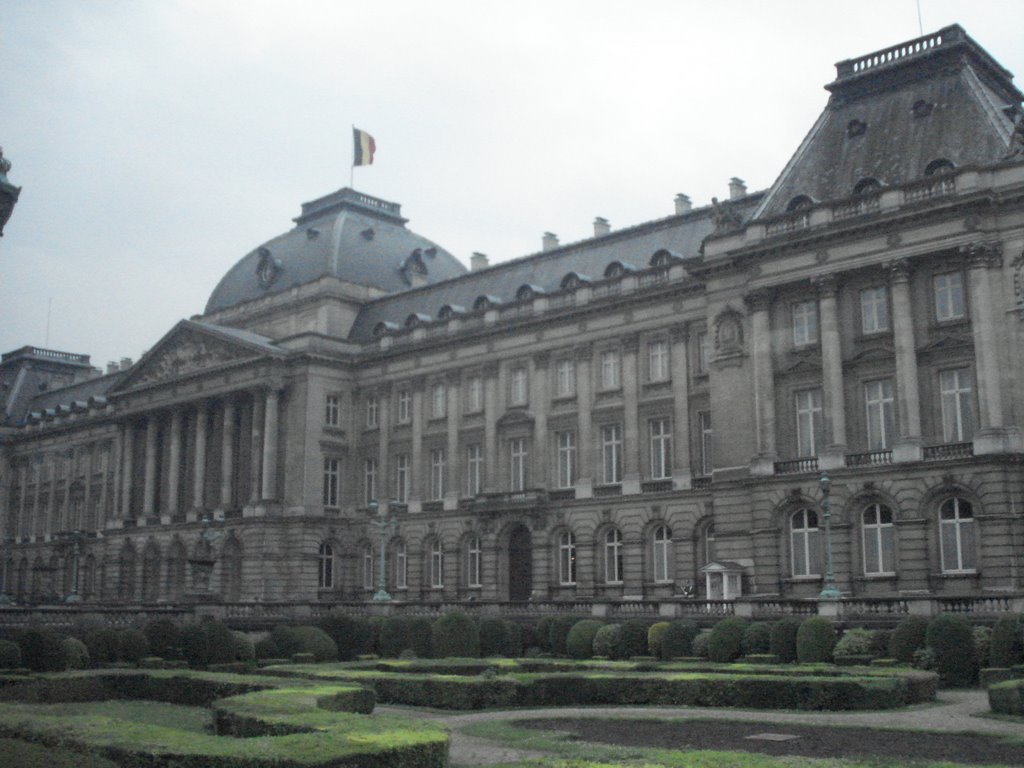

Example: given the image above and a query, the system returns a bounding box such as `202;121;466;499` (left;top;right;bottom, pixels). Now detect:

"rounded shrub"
592;623;622;658
505;621;524;657
972;626;992;669
62;637;90;669
869;629;892;659
317;613;363;661
277;626;339;662
534;617;555;652
379;616;412;658
647;621;670;657
180;622;212;667
707;617;747;663
692;631;712;659
742;622;772;656
479;618;511;657
231;631;256;662
118;629;150;663
405;617;434;658
889;616;929;663
431;611;480;658
518;622;539;654
769;617;802;663
548;615;578;657
989;614;1024;668
254;634;280;660
660;620;699;660
833;627;874;662
19;628;68;672
0;638;22;669
796;617;836;664
926;613;976;687
617;619;651;659
143;618;182;660
566;620;604;659
205;620;240;665
85;628;122;665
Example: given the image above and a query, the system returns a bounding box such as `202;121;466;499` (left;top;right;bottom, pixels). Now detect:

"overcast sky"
1;0;1021;368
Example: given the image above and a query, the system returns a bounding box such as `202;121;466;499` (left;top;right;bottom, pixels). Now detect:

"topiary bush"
231;632;255;662
0;638;22;669
143;618;182;660
479;618;511;657
742;622;772;656
770;617;802;663
533;617;555;652
505;621;524;657
989;614;1023;668
692;630;712;659
405;617;434;658
62;637;90;669
565;620;603;660
317;613;363;661
869;629;892;659
707;617;748;663
796;617;836;664
254;634;280;660
18;628;68;672
592;624;622;658
647;621;670;657
972;626;992;670
118;629;150;663
379;616;411;658
833;628;874;662
889;616;929;663
85;628;122;665
276;626;339;663
617;619;651;659
660;620;699;660
179;622;212;667
431;611;480;658
548;615;578;657
926;613;976;687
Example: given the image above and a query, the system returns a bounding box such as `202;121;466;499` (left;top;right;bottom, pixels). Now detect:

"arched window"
786;195;813;212
604;528;623;584
558;531;577;585
862;504;895;575
790;509;822;577
466;535;482;588
939;497;975;572
317;542;334;590
924;158;955;177
430;539;445;588
652;525;672;583
362;544;374;590
392;540;408;590
852;178;882;197
141;544;161;603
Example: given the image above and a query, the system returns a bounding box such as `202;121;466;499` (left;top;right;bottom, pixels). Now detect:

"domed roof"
205;188;467;314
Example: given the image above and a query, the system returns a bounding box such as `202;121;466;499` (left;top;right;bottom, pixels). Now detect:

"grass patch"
0;737;121;768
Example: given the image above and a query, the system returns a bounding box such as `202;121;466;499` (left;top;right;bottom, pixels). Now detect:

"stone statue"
0;147;22;237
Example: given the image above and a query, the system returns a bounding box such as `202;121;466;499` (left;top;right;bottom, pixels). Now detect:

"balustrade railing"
903;175;956;202
641;479;673;494
774;457;819;474
922;442;973;460
750;599;819;617
638;270;668;289
765;211;810;236
845;449;893;467
548;488;576;502
593;483;622;497
691;476;712;490
832;195;880;221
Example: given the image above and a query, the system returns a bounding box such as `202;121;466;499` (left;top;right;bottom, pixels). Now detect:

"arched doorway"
508;524;532;602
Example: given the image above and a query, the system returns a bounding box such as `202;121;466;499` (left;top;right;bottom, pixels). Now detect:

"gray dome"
205;188;466;314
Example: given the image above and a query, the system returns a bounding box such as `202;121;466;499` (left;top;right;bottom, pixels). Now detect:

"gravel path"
379;691;1020;766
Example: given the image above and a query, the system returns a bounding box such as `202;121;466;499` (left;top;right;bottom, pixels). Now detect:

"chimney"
106;361;118;375
542;232;559;251
470;252;489;271
729;177;747;200
674;194;692;214
119;357;133;370
593;217;610;237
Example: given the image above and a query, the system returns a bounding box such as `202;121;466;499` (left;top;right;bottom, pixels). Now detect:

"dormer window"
852;178;882;197
604;262;627;279
911;99;934;118
516;284;543;302
924;158;955;177
404;313;431;329
786;195;814;212
438;304;465;321
473;295;499;312
373;321;398;338
847;119;867;138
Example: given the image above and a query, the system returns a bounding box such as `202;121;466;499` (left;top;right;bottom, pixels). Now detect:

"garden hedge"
592;624;621;658
988;678;1024;715
989;614;1023;668
479;618;512;657
659;620;699;660
769;617;801;663
548;615;579;657
17;628;68;672
926;612;976;687
616;619;650;659
796;617;836;664
646;621;670;657
566;620;604;660
431;611;480;658
143;618;182;660
0;640;21;669
741;622;772;656
889;615;929;663
707;617;747;663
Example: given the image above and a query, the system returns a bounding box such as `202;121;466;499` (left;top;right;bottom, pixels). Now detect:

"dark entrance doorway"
508;524;532;601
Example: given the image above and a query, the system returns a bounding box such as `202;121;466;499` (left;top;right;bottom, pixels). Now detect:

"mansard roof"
755;25;1022;220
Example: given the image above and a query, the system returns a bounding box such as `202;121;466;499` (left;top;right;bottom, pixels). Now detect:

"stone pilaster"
166;409;183;523
531;351;550;489
261;388;281;501
249;392;265;504
409;378;424;512
376;384;391;504
814;275;847;469
142;415;159;520
483;362;499;493
191;404;208;520
669;324;692;488
574;344;593;499
220;399;236;510
888;259;923;461
621;333;641;494
745;290;777;474
444;371;460;510
120;423;134;523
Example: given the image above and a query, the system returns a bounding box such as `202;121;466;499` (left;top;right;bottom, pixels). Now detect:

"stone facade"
1;25;1023;618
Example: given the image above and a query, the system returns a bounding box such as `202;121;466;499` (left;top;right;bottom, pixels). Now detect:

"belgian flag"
353;128;376;166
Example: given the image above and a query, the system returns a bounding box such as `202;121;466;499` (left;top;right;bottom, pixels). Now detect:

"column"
45;457;56;535
17;464;27;539
376;385;391;506
81;445;92;530
669;325;692;489
531;352;549;489
745;290;777;474
249;393;265;504
483;363;499;493
444;372;460;510
192;404;208;518
889;260;923;462
142;416;159;521
964;242;1008;454
220;399;236;509
574;344;593;498
166;409;183;523
621;334;641;494
120;422;134;521
110;429;122;526
98;440;111;529
409;378;424;511
261;388;280;501
815;275;847;469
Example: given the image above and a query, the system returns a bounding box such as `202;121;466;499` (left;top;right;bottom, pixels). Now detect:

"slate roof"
755;25;1022;219
26;371;124;414
205;188;467;314
348;195;762;342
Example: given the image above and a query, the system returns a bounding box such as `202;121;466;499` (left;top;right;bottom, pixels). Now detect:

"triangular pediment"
497;408;535;427
780;355;822;375
112;321;279;392
700;560;745;574
917;334;972;354
847;344;895;365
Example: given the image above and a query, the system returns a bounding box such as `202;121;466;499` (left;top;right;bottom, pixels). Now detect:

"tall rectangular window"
697;331;710;374
366;395;378;428
324;394;341;427
795;388;823;457
466;376;483;413
397;389;411;424
322;457;340;508
510;367;528;405
934;272;965;322
860;287;889;334
648;340;669;382
864;379;895;450
363;458;377;506
600;350;621;390
649;418;672;479
466;536;482;588
555;358;575;397
699;411;713;476
430;540;444;588
429;448;446;500
466;443;483;497
394;542;407;589
395;453;410;503
792;300;818;346
509;438;528;491
431;383;446;418
556;431;576;488
940;368;974;442
601;424;623;484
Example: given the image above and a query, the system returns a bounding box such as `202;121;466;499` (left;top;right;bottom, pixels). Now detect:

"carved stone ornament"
132;333;253;387
255;248;282;289
1012;251;1024;309
812;273;839;297
710;197;743;234
713;310;744;353
886;258;913;283
743;289;773;313
960;240;1003;269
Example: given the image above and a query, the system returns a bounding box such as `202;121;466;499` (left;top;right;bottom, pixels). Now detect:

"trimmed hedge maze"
0;671;448;767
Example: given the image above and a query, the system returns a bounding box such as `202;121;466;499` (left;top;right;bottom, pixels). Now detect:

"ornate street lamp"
368;501;397;602
819;472;841;600
0;147;21;237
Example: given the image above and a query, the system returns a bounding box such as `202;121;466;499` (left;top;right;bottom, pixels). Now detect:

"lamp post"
368;501;397;602
819;472;841;600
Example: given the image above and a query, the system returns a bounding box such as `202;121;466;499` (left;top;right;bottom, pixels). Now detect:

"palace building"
1;25;1023;621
